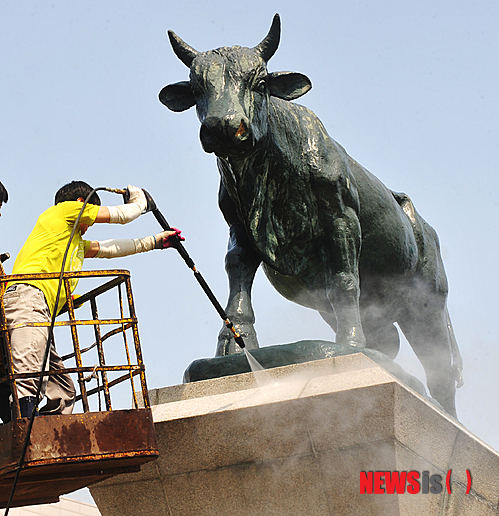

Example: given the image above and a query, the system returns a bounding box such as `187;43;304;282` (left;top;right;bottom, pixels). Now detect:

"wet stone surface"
183;339;435;407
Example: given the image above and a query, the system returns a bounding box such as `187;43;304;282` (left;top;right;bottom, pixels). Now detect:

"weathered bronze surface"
160;14;462;416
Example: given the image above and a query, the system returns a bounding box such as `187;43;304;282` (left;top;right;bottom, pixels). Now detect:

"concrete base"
90;354;499;515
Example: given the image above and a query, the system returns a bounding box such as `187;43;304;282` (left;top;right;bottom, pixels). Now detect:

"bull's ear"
159;82;196;112
267;72;312;100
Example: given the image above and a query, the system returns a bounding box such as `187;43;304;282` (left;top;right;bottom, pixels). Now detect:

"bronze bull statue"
159;14;463;416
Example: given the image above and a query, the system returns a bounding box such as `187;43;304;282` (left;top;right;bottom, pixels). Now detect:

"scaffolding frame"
0;267;158;508
0;269;151;419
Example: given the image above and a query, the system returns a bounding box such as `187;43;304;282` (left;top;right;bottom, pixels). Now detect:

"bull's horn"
255;13;281;62
168;30;199;68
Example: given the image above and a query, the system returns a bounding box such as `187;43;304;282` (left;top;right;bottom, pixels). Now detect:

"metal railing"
0;269;150;419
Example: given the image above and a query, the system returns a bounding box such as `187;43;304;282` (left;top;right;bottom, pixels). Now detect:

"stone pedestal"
90;354;499;515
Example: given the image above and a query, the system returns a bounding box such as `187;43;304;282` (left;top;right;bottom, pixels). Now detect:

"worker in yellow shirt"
3;181;181;418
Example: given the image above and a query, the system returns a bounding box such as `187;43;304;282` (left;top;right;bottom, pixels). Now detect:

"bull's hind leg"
398;308;457;417
320;309;400;359
363;320;400;359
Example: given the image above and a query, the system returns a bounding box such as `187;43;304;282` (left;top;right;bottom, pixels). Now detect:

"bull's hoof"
216;322;259;356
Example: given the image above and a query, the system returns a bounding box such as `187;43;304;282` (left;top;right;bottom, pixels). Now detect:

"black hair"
0;181;8;204
54;181;101;206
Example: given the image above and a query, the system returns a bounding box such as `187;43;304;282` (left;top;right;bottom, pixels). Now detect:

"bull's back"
278;102;421;275
345;159;420;274
267;99;436;277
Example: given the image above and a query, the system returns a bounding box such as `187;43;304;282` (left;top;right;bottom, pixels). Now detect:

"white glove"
107;185;147;225
126;185;148;212
95;231;175;258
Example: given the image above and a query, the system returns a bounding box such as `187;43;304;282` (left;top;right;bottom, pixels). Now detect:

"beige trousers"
3;283;75;414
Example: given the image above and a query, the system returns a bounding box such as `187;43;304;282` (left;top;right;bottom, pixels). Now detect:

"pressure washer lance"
112;187;246;349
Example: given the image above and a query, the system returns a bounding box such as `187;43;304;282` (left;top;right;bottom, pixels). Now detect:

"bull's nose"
201;116;250;139
200;115;253;155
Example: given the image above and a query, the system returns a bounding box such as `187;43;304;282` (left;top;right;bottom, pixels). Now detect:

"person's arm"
84;228;183;258
93;185;147;225
93;206;110;223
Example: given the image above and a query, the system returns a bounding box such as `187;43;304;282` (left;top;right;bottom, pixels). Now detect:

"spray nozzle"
104;187;127;195
104;187;156;213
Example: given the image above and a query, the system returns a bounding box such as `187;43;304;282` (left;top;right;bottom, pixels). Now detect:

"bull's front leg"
323;206;366;349
216;221;261;355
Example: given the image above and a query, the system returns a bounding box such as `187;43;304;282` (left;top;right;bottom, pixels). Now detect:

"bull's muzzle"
200;116;252;155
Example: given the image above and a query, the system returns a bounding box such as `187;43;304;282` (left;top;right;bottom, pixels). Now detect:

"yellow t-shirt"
11;201;100;315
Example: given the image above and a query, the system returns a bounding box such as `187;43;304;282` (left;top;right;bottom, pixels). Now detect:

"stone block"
91;354;499;515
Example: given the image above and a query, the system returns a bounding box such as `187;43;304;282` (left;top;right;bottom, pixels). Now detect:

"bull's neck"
226;101;303;180
219;99;324;275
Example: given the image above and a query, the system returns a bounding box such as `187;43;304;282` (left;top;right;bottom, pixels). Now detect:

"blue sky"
1;0;498;504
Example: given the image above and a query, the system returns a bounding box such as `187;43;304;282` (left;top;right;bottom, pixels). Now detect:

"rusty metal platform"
0;269;160;509
0;408;158;508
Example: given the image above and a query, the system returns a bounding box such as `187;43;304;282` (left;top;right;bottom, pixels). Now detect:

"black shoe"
0;388;12;425
19;397;39;418
0;402;11;424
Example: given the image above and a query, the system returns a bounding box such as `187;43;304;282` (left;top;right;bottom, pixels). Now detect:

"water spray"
116;187;246;349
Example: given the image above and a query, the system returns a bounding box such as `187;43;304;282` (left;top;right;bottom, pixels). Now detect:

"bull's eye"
255;79;266;93
191;84;203;99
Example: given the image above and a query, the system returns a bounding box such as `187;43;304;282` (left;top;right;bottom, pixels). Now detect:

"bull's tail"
446;306;464;388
